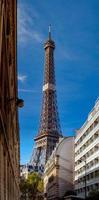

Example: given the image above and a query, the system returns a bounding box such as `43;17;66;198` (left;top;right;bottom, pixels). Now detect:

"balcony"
75;125;99;153
75;136;99;162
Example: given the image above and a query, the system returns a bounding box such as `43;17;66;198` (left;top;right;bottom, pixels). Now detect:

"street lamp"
8;97;24;108
79;156;87;199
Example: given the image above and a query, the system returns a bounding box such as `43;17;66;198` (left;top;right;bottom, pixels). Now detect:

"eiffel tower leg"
30;144;46;173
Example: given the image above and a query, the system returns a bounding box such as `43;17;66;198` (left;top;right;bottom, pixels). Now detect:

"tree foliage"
20;172;44;200
86;189;99;200
64;190;76;197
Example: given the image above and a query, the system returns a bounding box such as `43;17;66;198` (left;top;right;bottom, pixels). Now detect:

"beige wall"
44;137;74;199
58;137;74;197
0;0;20;199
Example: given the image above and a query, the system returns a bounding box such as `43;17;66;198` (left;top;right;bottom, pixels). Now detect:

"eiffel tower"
30;27;62;172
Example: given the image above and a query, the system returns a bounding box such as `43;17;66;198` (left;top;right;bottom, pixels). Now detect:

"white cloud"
18;75;27;82
18;89;34;93
17;3;44;44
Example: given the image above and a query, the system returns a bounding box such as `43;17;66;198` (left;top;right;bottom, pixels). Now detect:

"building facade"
0;0;20;199
30;27;62;173
75;99;99;198
44;137;74;200
20;164;34;179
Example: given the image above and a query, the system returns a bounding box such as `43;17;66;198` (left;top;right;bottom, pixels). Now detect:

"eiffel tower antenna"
49;24;51;39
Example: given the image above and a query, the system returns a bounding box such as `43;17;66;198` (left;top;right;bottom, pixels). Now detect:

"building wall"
58;137;74;197
44;166;58;200
74;99;99;198
0;1;20;200
44;137;74;200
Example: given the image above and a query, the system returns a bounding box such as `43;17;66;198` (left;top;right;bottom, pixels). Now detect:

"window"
6;16;10;36
48;175;54;183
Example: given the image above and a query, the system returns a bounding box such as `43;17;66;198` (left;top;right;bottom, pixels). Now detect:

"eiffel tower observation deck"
30;26;62;173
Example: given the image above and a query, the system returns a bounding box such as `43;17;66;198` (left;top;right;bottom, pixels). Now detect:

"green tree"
86;189;99;200
20;178;28;200
20;172;44;200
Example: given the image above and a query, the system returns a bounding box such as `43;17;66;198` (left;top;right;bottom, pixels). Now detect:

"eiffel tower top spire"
44;25;55;51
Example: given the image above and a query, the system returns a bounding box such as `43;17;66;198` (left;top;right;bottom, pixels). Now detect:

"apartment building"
75;99;99;198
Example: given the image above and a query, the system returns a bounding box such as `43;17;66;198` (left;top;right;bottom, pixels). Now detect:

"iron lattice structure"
30;28;62;172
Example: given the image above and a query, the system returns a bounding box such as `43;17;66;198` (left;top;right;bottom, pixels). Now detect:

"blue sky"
17;0;99;164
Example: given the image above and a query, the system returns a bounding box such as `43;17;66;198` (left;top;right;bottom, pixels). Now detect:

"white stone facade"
20;164;34;179
44;137;74;199
74;99;99;198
